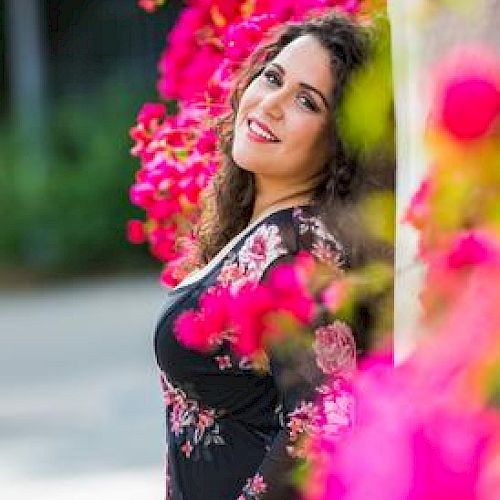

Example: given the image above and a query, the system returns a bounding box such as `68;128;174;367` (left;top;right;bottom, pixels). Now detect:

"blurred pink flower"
447;231;497;269
430;45;500;141
175;286;232;352
441;77;499;140
129;182;156;209
322;280;349;312
403;178;432;230
230;284;275;356
265;262;316;324
126;219;146;244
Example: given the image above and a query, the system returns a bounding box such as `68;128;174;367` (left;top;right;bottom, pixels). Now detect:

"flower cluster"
301;42;500;500
128;102;218;285
175;254;317;361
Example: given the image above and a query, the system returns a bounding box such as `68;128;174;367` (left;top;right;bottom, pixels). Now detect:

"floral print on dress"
236;473;267;500
285;378;355;459
160;372;226;461
313;320;356;376
286;400;318;458
293;207;347;269
210;223;288;372
218;223;288;295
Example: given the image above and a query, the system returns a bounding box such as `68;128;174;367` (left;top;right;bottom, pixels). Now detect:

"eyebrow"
270;62;330;110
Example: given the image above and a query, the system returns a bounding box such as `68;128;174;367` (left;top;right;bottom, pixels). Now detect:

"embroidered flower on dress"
292;207;347;269
313;320;356;376
238;224;288;283
160;373;226;460
315;379;356;441
181;440;193;458
217;261;247;290
287;401;316;450
286;379;355;458
214;354;232;370
238;472;267;499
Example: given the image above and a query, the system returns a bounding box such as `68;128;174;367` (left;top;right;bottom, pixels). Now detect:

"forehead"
271;34;333;97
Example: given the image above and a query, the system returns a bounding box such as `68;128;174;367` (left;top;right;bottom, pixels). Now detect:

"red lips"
247;117;280;142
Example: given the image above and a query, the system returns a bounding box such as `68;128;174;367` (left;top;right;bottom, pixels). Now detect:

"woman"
154;11;371;500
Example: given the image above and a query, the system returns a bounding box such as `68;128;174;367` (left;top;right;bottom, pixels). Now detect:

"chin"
231;145;258;174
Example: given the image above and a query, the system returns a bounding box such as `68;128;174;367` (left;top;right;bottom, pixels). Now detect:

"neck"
251;185;313;223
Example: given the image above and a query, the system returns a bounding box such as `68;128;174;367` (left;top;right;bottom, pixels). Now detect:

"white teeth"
248;120;276;141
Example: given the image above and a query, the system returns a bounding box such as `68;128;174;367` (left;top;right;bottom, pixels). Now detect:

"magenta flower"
175;286;232;352
403;178;432;230
265;262;316;324
126;219;146;244
137;102;166;128
230;284;275;357
304;352;500;500
447;231;497;269
441;77;499;140
430;46;500;141
129;182;156;209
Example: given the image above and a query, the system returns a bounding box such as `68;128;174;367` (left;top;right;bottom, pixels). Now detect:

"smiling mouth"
246;119;280;143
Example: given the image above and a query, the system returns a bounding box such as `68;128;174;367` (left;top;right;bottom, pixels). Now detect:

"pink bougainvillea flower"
174;286;232;352
321;279;350;312
149;225;177;262
265;262;316;324
441;77;499;140
429;45;500;141
304;349;500;500
402;177;432;230
147;197;181;220
447;231;497;269
129;182;156;209
126;219;146;244
230;284;275;357
137;102;166;128
174;309;209;351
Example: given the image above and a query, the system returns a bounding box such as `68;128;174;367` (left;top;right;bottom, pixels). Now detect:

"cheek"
288;118;328;153
236;83;259;123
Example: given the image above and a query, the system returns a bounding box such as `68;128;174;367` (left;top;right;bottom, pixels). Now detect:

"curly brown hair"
196;11;373;265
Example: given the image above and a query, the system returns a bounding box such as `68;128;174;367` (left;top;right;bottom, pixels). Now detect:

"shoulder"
220;206;348;288
291;206;349;270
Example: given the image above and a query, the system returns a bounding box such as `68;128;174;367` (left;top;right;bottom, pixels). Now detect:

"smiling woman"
197;12;371;261
232;34;333;213
153;10;372;500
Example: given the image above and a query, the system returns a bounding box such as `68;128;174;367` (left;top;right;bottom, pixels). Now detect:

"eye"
262;69;281;86
298;93;318;112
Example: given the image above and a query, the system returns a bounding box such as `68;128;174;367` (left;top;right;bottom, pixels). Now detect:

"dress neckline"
171;203;313;291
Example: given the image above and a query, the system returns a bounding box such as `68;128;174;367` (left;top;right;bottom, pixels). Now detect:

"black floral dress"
153;205;355;500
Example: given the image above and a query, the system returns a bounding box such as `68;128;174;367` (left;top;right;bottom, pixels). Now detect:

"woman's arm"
236;217;356;499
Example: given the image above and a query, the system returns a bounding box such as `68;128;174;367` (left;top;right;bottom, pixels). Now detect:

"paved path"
0;274;169;499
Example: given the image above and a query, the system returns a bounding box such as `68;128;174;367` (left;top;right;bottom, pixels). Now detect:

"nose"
260;88;285;121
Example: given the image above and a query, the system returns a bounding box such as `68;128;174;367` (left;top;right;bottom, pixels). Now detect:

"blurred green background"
0;0;183;286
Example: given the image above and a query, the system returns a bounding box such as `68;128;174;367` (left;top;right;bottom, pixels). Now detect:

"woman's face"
232;34;334;186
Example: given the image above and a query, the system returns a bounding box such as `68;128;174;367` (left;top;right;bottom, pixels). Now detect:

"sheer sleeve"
236;208;356;500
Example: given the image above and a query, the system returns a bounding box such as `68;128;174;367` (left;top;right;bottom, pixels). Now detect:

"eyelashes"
262;69;319;112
